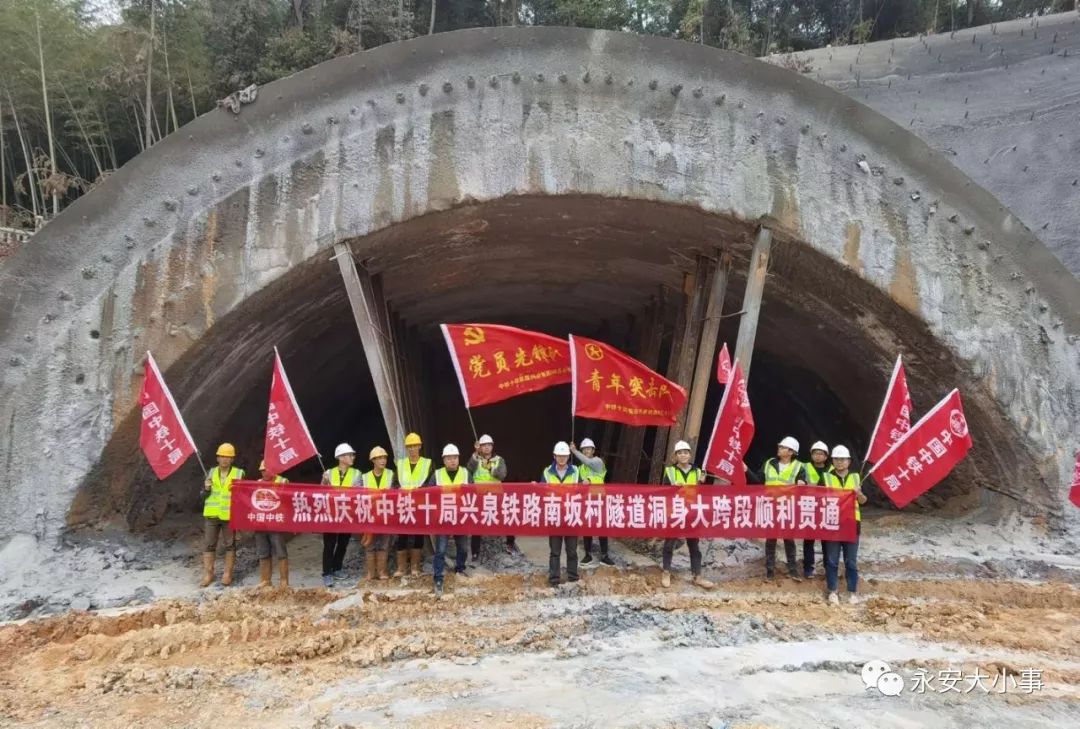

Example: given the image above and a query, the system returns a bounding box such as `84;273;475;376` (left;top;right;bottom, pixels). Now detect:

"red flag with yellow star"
570;335;687;426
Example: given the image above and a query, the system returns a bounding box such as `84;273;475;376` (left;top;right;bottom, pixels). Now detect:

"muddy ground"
1;511;1079;728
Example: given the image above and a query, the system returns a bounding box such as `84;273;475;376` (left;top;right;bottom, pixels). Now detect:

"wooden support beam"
733;227;772;382
613;295;663;483
684;250;731;452
670;256;713;440
334;243;407;455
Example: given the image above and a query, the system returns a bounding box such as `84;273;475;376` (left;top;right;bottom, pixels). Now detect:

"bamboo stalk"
144;0;155;151
6;89;40;222
163;31;178;134
60;82;104;179
0;95;7;217
35;10;59;216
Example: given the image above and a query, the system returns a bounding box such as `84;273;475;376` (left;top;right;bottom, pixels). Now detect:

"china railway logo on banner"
949;409;968;438
251;488;282;512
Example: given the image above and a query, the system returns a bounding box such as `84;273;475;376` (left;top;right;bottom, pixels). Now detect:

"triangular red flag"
570;335;687;426
716;343;732;385
703;361;755;485
865;354;913;463
1069;452;1080;510
263;348;320;476
138;352;198;480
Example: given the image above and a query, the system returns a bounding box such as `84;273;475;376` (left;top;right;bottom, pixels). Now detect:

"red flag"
703;361;755;485
865;354;913;463
570;335;687;426
442;324;571;408
138;352;198;480
1069;452;1080;510
716;343;732;385
263;348;319;476
867;389;973;508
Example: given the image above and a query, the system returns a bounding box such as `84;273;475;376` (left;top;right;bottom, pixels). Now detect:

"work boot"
409;548;423;576
278;559;290;589
393;550;408;578
787;564;802;582
692;575;715;589
661;570;672;588
199;553;215;588
221;551;236;586
827;591;840;606
376;551;390;580
581;552;594;565
765;568;775;580
364;553;377;582
600;554;615;566
257;559;273;588
433;581;444;597
849;593;861;605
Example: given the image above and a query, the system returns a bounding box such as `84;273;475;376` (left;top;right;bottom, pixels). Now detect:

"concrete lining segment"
0;27;1078;543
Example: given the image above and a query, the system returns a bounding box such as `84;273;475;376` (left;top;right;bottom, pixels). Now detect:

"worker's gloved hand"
361;533;374;547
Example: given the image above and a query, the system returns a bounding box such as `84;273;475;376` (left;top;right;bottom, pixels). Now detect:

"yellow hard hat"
404;432;423;447
216;443;236;458
369;446;389;461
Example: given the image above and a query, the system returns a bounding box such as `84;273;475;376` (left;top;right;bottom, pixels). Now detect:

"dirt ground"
2;524;1079;728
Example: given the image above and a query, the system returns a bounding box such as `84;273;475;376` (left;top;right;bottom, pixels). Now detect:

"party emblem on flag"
570;335;687;426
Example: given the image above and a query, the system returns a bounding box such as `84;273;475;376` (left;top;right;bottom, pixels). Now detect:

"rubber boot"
257;559;273;587
199;552;215;588
661;570;672;588
364;552;377;582
376;551;390;580
278;559;290;589
410;548;423;576
692;575;715;589
221;551;236;586
393;550;407;578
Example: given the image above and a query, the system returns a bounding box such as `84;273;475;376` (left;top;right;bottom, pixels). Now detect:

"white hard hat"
553;441;571;456
810;441;829;454
442;443;460;457
831;445;851;459
672;440;692;454
580;438;596;450
778;436;800;452
334;443;356;458
478;434;494;445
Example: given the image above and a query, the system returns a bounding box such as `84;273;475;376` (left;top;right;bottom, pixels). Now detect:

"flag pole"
465;407;479;443
193;449;208;478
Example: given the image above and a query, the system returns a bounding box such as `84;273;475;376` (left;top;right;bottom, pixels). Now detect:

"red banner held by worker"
867;388;973;508
263;348;320;476
864;354;913;463
703;361;755;485
1068;452;1080;510
441;323;571;408
716;343;732;385
138;352;198;480
230;481;857;540
570;335;687;426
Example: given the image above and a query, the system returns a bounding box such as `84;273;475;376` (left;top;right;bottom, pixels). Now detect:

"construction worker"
572;438;614;566
320;443;360;587
200;443;245;587
801;441;830;579
362;446;396;581
755;436;806;580
394;432;430;578
427;444;471;595
823;445;868;605
660;441;715;590
469;434;510;557
543;441;582;587
254;460;289;588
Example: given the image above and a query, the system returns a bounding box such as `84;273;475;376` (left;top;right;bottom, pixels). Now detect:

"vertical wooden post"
612;295;663;483
684;250;731;452
733;227;772;381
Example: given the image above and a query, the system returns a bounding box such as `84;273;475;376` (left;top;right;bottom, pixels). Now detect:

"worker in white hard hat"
361;445;397;582
254;460;289;589
426;443;472;595
571;438;614;566
542;441;583;587
395;432;431;578
801;441;830;579
468;434;509;559
319;443;360;587
823;445;867;606
659;440;715;590
200;443;245;588
752;436;807;580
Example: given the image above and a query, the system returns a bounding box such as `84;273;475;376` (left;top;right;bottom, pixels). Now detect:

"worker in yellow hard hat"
361;445;397;582
200;443;245;588
255;460;289;588
394;432;430;578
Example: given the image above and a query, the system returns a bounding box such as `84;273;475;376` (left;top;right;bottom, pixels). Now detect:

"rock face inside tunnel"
0;27;1077;544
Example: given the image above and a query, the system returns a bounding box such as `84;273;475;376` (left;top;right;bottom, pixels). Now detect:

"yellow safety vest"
664;465;702;485
473;456;504;483
203;466;245;521
823;469;862;522
328;467;360;488
543;465;580;484
764;459;803;487
396;457;432;490
259;476;288;484
362;469;394;490
579;462;607;484
804;463;827;485
435;467;469;486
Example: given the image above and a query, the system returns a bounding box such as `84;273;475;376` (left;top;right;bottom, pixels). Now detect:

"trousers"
662;538;702;575
548;536;579;585
322;533;350;575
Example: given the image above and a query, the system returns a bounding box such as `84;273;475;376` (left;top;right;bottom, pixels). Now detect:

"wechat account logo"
862;660;904;696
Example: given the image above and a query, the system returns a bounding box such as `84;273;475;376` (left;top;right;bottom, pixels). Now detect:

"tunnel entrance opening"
71;195;1029;538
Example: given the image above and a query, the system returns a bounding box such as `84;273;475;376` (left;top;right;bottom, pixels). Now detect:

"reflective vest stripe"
804;463;825;485
329;467;360;488
203;466;244;521
363;469;393;490
664;465;701;485
473;456;503;483
579;463;607;484
764;459;802;486
435;467;469;486
396;458;432;489
543;466;580;484
824;470;862;522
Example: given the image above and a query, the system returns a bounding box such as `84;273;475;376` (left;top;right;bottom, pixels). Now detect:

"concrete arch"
1;27;1077;542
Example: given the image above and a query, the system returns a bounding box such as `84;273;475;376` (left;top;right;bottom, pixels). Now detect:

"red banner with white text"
263;349;320;476
570;335;688;426
703;361;755;486
1068;451;1080;510
865;354;913;463
139;352;198;480
230;482;856;540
